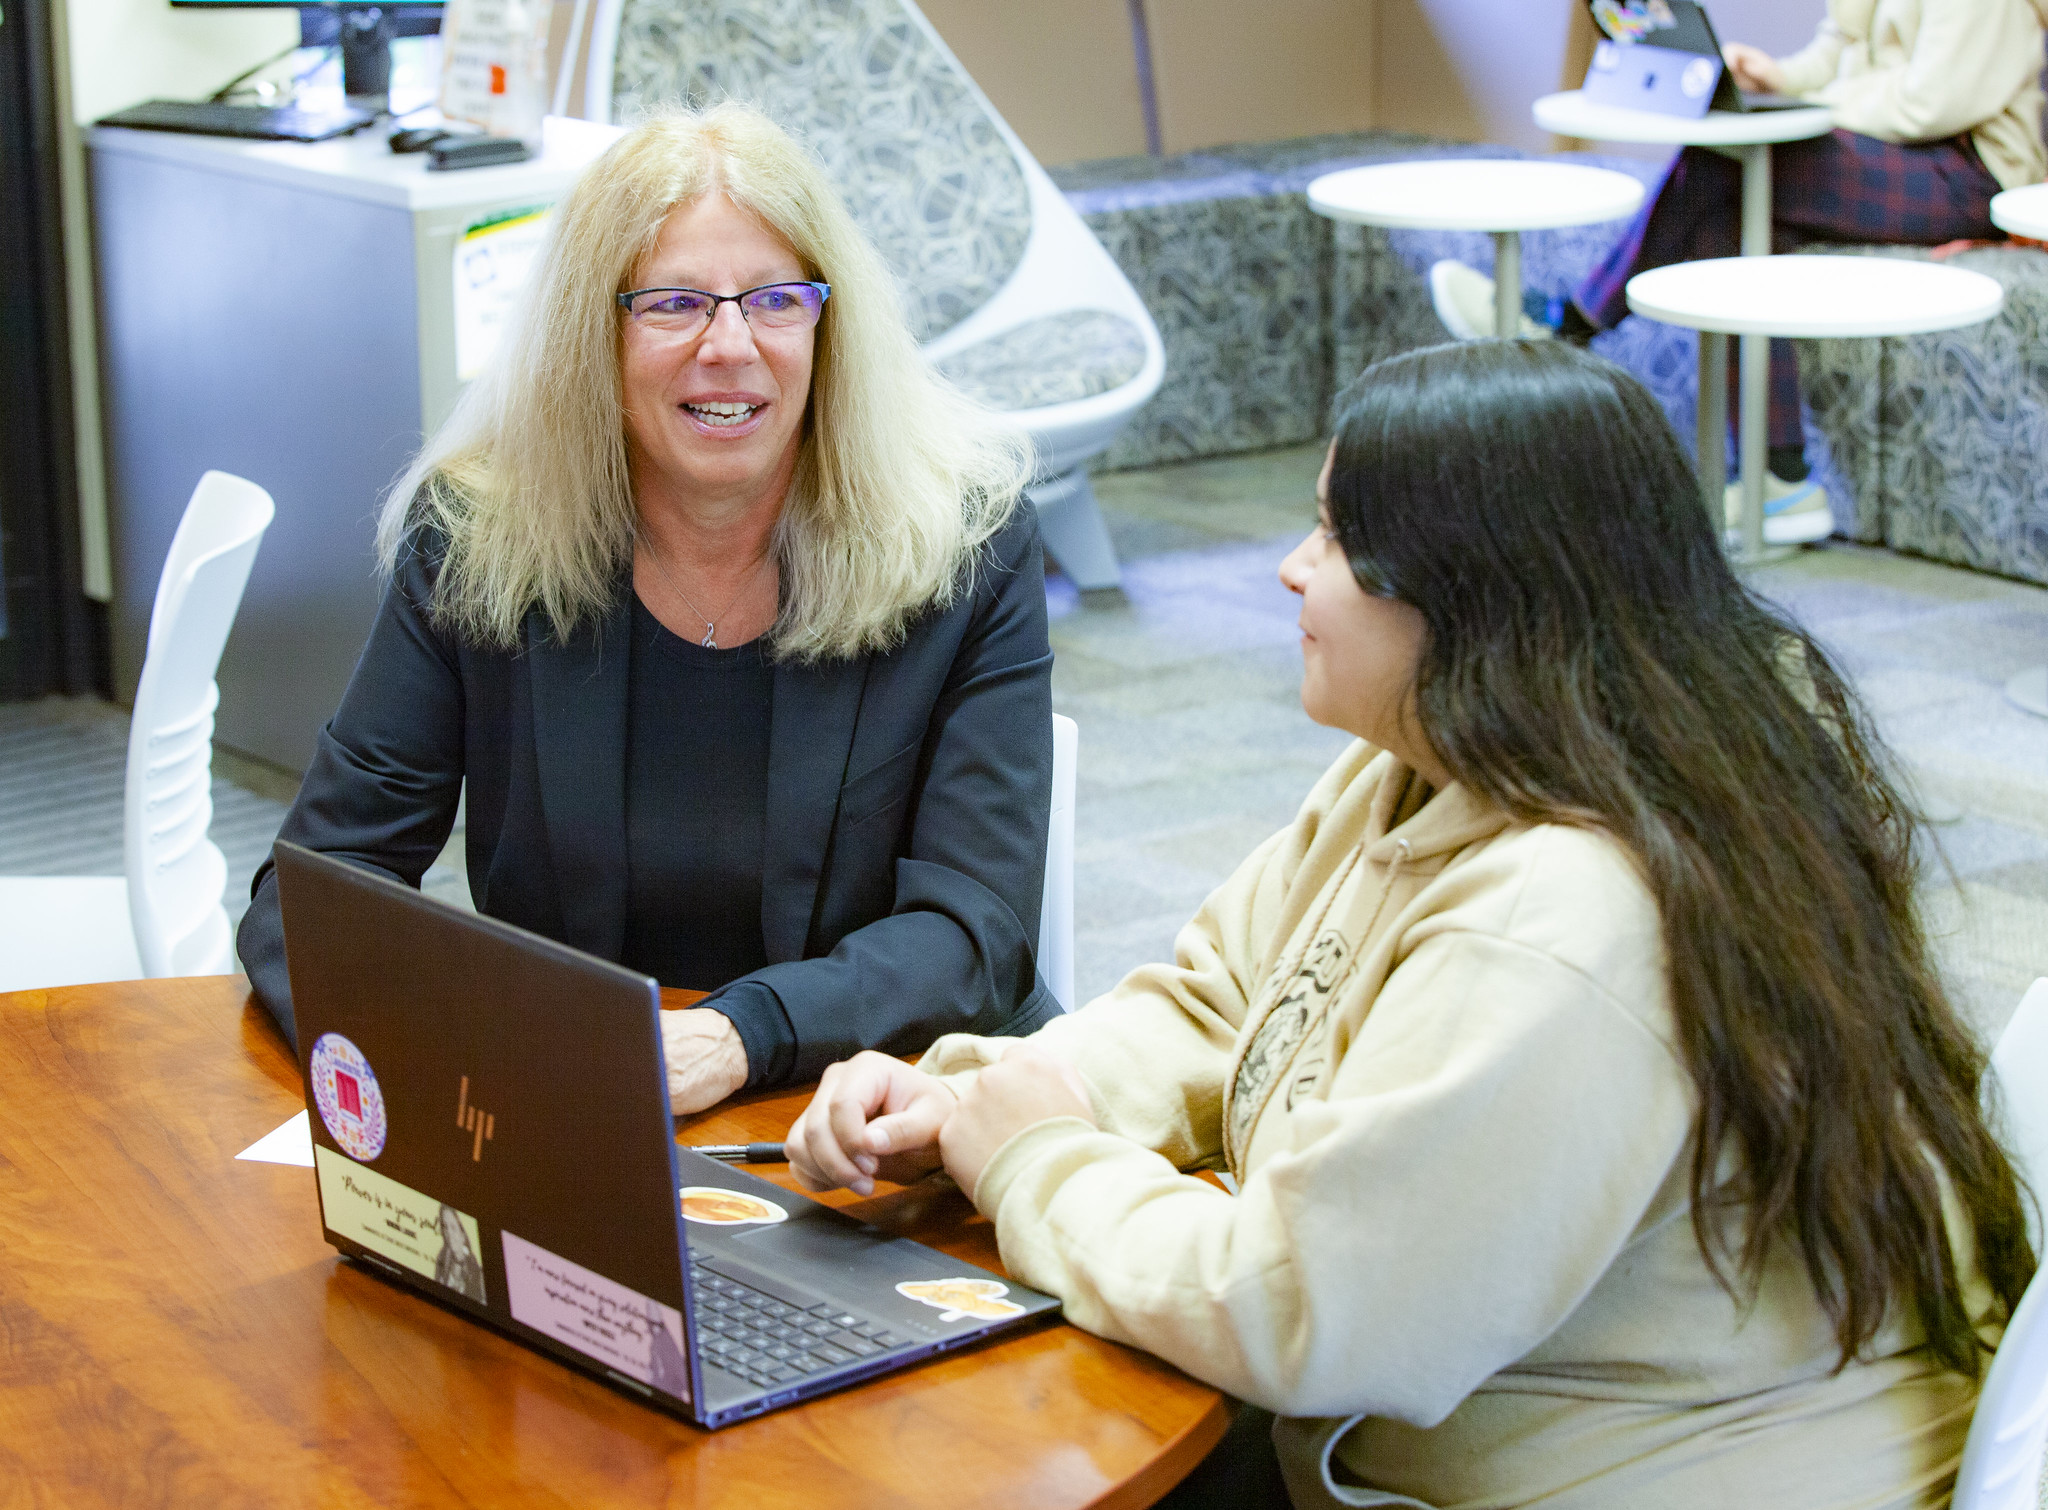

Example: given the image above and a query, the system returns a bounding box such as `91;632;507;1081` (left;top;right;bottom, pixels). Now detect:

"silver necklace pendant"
701;625;716;649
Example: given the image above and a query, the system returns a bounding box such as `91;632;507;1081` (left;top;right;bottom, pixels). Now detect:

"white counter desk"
88;116;621;770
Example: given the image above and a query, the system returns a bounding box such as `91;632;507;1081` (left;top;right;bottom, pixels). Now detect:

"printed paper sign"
454;205;551;382
309;1032;387;1161
896;1278;1026;1323
678;1186;789;1226
501;1232;691;1402
315;1146;489;1303
437;0;549;140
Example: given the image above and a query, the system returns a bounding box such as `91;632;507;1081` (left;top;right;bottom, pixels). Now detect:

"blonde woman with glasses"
239;104;1060;1110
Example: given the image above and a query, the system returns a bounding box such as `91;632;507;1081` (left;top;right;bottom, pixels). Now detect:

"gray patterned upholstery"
1061;132;2048;590
1068;167;1332;466
1054;136;1677;470
1799;243;2048;587
932;311;1147;411
610;0;1029;344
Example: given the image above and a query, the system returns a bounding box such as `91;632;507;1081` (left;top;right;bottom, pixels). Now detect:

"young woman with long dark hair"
784;339;2033;1509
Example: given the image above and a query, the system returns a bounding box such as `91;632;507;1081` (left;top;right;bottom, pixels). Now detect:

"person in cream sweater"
1433;0;2046;550
785;341;2035;1510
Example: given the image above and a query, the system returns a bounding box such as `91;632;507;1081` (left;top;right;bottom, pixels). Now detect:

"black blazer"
238;505;1061;1079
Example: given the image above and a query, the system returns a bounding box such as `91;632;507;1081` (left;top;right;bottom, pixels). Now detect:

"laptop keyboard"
690;1259;901;1389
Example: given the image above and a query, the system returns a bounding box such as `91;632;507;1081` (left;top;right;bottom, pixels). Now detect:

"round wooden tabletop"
0;975;1229;1509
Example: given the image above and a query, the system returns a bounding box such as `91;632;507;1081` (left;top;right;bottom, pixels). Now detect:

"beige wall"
1143;0;1377;155
918;0;1831;163
1370;0;1828;152
919;0;1150;164
66;0;298;124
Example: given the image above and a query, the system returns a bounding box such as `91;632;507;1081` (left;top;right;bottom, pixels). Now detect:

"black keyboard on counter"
96;100;376;143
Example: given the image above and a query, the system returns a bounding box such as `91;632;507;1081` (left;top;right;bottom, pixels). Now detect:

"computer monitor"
168;2;444;104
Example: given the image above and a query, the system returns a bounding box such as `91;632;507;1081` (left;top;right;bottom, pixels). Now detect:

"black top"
621;596;773;992
235;503;1063;1087
620;598;794;1079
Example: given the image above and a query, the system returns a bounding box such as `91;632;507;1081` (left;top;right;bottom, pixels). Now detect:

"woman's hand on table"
1721;42;1785;94
787;1051;958;1197
938;1046;1095;1206
662;1008;750;1113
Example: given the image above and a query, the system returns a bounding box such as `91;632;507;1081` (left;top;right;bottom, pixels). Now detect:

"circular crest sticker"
309;1032;388;1161
1681;57;1717;98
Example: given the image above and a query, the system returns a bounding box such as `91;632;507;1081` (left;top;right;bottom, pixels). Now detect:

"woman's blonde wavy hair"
377;103;1031;661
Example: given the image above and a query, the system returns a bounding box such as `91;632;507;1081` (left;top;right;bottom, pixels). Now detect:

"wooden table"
0;976;1228;1508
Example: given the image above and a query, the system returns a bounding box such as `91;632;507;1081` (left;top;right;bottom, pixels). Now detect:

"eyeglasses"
615;281;831;336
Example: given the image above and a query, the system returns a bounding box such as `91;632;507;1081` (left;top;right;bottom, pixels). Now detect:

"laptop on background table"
273;841;1058;1429
1582;0;1810;118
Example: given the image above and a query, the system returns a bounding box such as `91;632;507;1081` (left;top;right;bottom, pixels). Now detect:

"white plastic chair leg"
1030;469;1121;591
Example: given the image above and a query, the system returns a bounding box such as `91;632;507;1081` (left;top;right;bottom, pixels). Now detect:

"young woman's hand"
939;1046;1096;1204
786;1051;957;1196
1721;42;1785;94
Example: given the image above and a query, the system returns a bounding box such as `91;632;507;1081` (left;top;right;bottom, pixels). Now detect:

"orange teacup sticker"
896;1278;1025;1323
678;1186;790;1226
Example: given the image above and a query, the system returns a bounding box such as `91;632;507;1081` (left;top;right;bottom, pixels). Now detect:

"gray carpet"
0;697;289;935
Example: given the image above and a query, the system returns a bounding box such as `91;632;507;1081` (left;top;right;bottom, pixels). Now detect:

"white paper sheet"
236;1109;314;1167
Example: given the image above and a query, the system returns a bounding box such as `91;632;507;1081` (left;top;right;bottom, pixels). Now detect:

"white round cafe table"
1627;255;2004;559
1990;183;2048;241
1535;91;1835;551
1308;159;1645;341
1988;185;2048;717
1532;93;1834;258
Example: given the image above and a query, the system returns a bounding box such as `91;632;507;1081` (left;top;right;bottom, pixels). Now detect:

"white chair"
580;0;1165;590
1036;713;1077;1014
1954;978;2048;1509
0;471;274;991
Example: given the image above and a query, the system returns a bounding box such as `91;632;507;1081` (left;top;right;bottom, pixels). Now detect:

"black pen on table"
691;1142;786;1163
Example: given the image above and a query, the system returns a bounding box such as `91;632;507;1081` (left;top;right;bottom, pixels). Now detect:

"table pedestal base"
1493;231;1522;339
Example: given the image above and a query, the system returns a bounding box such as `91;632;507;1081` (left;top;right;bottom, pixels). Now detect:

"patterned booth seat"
1052;135;1685;473
1800;243;2048;587
586;0;1164;589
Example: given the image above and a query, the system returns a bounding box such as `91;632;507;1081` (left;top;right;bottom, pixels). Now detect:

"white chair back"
1037;713;1077;1013
1955;978;2048;1510
1993;978;2048;1245
123;471;274;977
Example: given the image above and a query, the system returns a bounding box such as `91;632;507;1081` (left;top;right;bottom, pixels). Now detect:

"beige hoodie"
924;743;1989;1510
1773;0;2047;190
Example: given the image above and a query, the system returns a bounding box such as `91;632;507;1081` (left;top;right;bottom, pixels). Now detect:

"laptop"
273;841;1059;1428
1581;0;1808;118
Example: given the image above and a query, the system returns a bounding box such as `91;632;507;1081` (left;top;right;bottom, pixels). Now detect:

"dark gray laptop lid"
273;841;699;1411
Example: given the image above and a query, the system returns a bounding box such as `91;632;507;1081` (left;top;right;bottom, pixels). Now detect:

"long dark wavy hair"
1326;339;2030;1373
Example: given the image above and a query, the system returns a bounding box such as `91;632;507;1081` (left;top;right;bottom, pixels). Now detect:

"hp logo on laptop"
457;1075;496;1162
